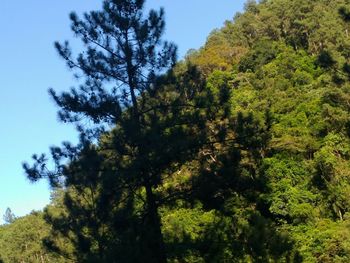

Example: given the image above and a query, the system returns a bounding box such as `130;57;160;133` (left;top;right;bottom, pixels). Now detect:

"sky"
0;0;245;221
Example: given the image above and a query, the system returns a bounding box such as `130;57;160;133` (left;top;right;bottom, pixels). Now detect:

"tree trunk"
144;179;167;263
125;35;166;262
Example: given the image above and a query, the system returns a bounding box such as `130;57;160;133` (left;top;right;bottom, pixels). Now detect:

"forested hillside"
2;0;350;262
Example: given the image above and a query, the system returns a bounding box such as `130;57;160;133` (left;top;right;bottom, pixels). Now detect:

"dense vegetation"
2;0;350;262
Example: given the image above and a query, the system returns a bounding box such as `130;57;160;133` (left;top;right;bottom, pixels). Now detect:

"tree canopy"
1;0;350;262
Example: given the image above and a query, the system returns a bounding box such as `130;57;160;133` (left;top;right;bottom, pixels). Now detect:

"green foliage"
190;0;350;261
0;211;67;263
161;203;216;262
9;0;350;262
262;156;318;223
238;39;279;72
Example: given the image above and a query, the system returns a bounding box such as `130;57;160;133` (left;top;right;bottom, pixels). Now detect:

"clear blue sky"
0;0;245;221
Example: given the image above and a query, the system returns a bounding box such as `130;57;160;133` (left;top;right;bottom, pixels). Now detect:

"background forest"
1;0;350;262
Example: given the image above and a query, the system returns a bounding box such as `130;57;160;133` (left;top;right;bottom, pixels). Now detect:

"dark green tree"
23;0;213;262
24;0;176;262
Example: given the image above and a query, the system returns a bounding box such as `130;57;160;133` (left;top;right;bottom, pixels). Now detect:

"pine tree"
23;1;211;262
